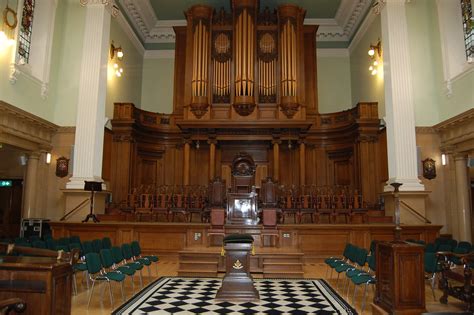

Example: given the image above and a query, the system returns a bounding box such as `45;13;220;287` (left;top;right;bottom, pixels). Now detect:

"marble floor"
71;257;468;314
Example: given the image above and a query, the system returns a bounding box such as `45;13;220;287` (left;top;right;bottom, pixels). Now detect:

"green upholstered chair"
425;251;441;300
102;237;112;250
100;249;133;293
343;248;369;294
333;246;366;288
92;239;103;253
131;241;159;275
85;252;125;308
111;246;142;289
324;243;353;278
121;244;146;285
350;252;377;312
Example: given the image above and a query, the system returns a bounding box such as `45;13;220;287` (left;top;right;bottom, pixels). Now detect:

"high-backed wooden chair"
170;193;187;222
333;190;351;223
135;194;153;221
152;193;170;222
280;190;299;223
187;193;206;222
299;194;316;223
316;189;334;223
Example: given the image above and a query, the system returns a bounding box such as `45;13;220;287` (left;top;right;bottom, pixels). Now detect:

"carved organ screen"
183;0;317;121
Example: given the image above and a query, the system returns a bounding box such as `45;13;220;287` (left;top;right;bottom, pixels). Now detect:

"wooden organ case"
183;0;315;121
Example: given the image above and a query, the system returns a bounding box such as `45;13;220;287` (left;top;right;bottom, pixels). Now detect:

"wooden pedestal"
215;242;259;302
374;241;426;315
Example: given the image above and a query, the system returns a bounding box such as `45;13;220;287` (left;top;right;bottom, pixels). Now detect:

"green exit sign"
0;180;12;187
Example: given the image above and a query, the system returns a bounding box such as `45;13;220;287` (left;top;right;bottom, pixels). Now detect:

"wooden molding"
434;109;474;153
0;100;58;151
415;126;436;134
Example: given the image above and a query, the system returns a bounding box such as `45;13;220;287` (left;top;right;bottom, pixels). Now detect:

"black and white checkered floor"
113;277;357;314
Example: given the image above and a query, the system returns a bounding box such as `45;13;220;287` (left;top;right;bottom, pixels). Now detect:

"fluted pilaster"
381;0;424;191
454;154;472;241
66;4;111;189
23;152;40;218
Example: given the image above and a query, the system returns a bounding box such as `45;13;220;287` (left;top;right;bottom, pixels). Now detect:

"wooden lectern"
215;234;259;302
373;241;426;315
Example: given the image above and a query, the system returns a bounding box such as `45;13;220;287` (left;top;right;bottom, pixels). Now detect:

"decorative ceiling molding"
116;10;145;56
121;0;372;45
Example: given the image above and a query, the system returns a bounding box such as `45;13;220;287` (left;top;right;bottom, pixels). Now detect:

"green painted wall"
51;0;85;126
317;55;352;113
106;18;143;118
141;57;175;113
349;15;385;118
406;0;441;126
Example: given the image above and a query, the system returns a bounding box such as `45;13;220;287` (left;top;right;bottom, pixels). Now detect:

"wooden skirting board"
50;222;441;262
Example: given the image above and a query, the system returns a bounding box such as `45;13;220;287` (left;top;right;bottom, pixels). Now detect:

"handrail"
400;200;431;224
59;198;89;221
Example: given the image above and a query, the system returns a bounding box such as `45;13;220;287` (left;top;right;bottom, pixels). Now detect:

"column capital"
27;152;41;160
372;0;410;15
80;0;119;17
207;138;218;145
454;153;469;161
271;139;282;145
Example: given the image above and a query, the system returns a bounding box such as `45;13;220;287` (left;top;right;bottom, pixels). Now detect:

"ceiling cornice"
120;0;373;46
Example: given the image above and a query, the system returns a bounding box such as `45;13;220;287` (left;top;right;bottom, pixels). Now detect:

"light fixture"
110;41;124;60
110;41;124;78
441;153;447;166
196;140;200;150
368;39;382;76
46;153;51;164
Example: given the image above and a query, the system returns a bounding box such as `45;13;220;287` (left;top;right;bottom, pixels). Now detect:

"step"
179;255;220;263
178;269;218;277
367;209;386;217
179;261;218;270
264;271;304;278
264;262;303;273
262;257;303;264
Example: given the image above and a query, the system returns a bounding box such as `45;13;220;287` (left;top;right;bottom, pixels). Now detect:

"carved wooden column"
272;139;280;181
183;139;191;185
455;153;472;241
299;140;305;186
23;152;40;219
209;138;217;180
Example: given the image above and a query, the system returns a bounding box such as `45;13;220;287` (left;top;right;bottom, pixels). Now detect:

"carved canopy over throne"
231;152;256;193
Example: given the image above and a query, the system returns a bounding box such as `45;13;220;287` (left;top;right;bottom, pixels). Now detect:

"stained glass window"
17;0;36;64
461;0;474;60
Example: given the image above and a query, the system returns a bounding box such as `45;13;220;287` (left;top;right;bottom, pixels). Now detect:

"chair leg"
73;273;78;295
361;283;368;312
108;281;114;306
352;285;358;305
139;270;144;288
431;273;436;300
121;281;125;301
87;279;96;308
131;275;135;292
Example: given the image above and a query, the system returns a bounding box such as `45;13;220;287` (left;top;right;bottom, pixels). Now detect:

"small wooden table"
0;255;73;315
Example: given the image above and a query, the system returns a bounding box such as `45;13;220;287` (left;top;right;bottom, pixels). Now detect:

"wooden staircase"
367;209;393;223
178;248;304;278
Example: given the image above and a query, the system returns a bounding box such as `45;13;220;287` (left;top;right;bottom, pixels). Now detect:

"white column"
454;154;472;242
66;2;112;189
23;152;40;218
381;0;424;191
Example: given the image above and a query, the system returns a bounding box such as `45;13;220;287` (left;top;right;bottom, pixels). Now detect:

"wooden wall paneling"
221;165;231;190
215;147;222;178
357;140;378;204
110;139;135;204
173;26;187;115
303;25;318;115
102;128;113;181
190;146;210;185
138;158;158;186
279;147;299;186
315;147;328;186
255;164;268;188
379;129;389;185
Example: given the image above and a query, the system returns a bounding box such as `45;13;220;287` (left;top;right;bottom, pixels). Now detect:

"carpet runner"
113;277;357;314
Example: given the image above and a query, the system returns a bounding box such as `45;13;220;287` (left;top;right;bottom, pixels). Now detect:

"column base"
384;178;425;191
381;190;431;224
66;176;106;190
61;189;109;221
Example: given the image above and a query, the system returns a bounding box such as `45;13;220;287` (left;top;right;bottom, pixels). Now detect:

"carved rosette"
190;100;210;119
233;100;256;116
280;96;299;118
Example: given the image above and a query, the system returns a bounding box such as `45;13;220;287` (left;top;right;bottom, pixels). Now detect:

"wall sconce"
368;39;382;76
0;5;17;49
110;41;124;78
441;153;447;166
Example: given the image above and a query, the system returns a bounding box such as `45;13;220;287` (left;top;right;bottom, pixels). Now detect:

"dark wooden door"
0;179;23;238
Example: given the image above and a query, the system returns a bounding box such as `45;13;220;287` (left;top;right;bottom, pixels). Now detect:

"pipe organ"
184;0;316;121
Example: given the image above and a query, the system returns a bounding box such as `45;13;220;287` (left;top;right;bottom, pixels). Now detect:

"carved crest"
422;158;436;180
231;152;256;176
56;156;69;178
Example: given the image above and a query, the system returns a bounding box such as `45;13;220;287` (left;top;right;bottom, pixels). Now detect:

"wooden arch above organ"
176;0;318;123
